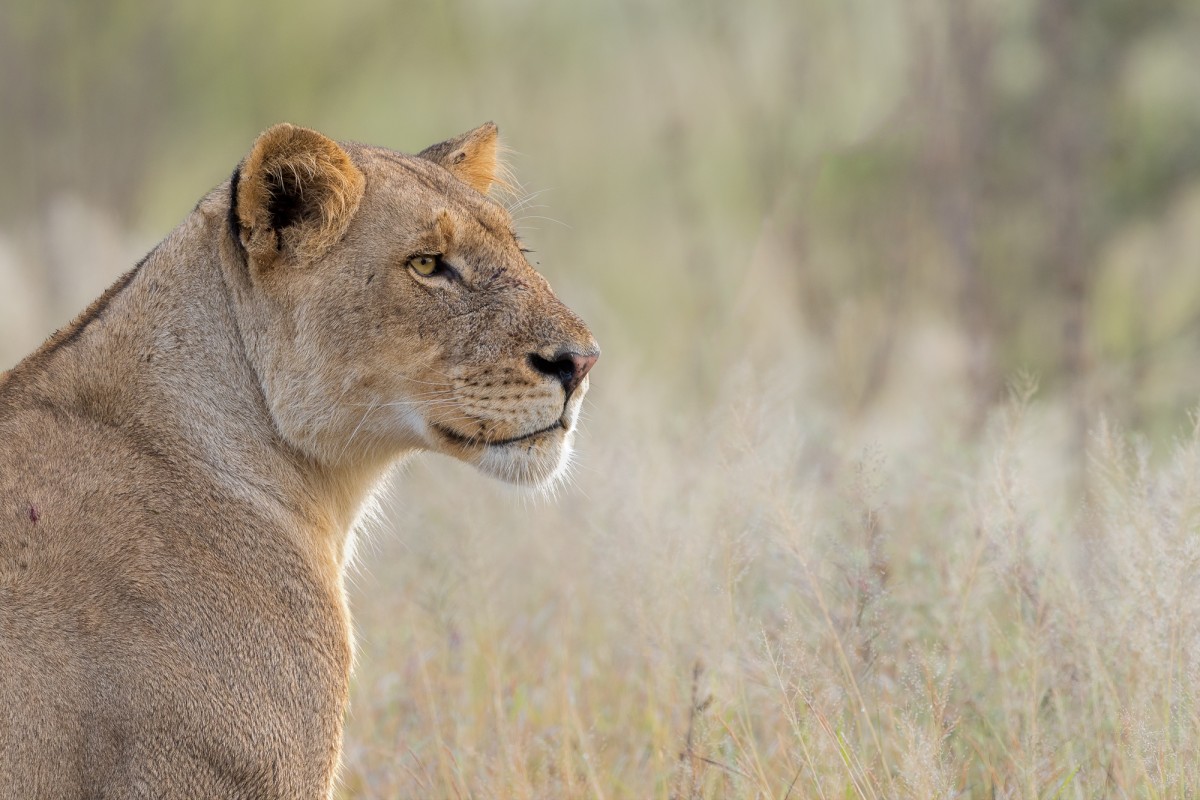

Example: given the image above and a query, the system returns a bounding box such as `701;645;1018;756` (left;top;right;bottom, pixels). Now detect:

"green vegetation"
5;0;1200;795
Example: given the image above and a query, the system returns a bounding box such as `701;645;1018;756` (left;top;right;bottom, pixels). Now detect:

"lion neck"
10;192;390;572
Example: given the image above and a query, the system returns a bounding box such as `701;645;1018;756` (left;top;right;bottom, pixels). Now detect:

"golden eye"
408;255;440;276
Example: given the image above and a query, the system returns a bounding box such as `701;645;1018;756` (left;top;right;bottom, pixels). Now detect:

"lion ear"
417;122;505;195
235;123;365;268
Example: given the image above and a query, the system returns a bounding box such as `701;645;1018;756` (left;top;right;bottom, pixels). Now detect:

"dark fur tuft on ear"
228;165;244;252
236;123;365;268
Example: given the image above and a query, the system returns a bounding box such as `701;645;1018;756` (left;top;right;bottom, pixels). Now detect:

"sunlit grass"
336;324;1200;797
6;2;1200;796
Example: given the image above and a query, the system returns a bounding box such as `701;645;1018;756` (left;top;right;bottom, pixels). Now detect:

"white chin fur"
472;428;574;489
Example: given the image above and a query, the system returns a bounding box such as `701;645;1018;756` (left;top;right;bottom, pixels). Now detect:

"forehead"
351;144;516;243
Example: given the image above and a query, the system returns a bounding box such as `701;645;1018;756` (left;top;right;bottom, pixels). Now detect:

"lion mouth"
433;419;563;448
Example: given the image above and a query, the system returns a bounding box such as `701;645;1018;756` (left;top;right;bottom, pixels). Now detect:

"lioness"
0;123;598;798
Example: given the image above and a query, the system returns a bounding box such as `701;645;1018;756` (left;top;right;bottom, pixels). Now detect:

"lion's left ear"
418;122;503;195
235;123;365;269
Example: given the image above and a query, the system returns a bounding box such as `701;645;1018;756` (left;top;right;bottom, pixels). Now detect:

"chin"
433;424;574;490
424;395;587;491
474;426;575;489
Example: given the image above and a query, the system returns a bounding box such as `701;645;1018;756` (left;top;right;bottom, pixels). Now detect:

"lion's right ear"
233;123;365;269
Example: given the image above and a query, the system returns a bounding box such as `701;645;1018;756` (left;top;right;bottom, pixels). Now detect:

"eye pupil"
410;255;440;275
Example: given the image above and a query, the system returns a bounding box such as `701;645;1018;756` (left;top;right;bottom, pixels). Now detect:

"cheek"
352;292;457;386
447;303;526;364
384;277;449;332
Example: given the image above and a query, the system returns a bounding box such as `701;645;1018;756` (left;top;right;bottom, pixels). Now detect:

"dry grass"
336;309;1200;797
7;202;1199;797
5;4;1200;796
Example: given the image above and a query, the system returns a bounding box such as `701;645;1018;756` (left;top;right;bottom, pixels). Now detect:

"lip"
434;419;563;448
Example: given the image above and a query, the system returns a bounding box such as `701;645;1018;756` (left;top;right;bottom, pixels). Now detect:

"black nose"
528;350;599;398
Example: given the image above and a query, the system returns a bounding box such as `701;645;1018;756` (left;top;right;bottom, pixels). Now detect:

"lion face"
228;123;598;488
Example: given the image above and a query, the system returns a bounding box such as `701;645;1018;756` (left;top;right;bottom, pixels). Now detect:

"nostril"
528;353;575;386
528;350;599;397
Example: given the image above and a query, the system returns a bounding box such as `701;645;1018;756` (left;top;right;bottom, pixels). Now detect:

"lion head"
224;122;599;488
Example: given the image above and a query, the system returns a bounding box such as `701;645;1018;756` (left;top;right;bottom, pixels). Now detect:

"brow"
410;225;448;255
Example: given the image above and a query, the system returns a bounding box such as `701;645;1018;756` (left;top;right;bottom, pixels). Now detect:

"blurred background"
7;0;1200;448
6;1;1200;796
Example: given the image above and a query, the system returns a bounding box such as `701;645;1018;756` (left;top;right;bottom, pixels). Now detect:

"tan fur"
236;123;366;266
417;121;506;194
0;124;598;798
